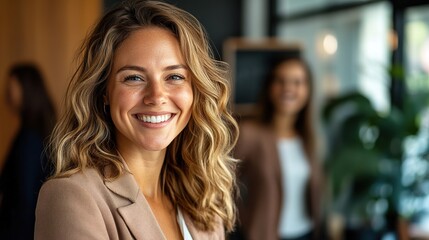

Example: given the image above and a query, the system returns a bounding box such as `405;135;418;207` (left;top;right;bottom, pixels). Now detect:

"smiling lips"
280;94;297;102
135;113;173;124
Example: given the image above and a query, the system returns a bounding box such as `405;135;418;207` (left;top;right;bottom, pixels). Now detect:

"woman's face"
7;76;23;114
107;27;193;152
269;60;309;117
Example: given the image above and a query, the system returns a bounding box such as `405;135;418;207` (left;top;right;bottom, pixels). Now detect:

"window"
405;5;429;95
277;2;392;112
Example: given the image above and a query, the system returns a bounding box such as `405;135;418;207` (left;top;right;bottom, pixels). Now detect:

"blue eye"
124;75;143;82
168;74;185;81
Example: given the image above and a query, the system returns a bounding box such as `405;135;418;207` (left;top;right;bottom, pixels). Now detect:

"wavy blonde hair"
49;0;238;232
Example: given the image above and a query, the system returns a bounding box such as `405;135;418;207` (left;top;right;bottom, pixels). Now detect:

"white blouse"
177;209;193;240
277;137;313;238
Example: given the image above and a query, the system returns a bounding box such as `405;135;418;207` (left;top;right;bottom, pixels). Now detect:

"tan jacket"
234;121;322;240
35;167;224;240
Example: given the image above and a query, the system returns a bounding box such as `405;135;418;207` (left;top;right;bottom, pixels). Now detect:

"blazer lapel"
105;171;165;240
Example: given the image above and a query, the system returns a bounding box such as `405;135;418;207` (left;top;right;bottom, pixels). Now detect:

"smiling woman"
234;58;323;240
34;1;238;240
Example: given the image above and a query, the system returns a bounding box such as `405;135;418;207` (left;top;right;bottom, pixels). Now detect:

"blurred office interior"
1;0;429;239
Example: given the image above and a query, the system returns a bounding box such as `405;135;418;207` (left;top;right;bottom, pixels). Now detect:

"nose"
280;80;292;92
285;79;299;91
143;81;167;106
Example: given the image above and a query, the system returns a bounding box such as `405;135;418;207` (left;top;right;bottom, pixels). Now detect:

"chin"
278;105;304;114
138;139;172;152
278;109;300;116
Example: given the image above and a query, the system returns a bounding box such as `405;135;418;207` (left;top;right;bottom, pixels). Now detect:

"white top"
177;208;193;240
277;138;313;238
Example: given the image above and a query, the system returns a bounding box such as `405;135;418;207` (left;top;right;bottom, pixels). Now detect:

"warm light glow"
389;29;398;51
323;34;338;55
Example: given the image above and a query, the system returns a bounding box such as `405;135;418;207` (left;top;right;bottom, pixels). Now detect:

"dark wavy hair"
6;63;56;138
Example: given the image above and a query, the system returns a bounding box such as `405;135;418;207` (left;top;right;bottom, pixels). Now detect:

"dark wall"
104;0;242;60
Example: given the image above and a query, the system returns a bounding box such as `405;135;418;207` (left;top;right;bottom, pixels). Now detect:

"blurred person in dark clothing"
0;63;55;240
234;57;324;240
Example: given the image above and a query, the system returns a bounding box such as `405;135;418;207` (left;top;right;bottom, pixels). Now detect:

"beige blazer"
35;167;224;240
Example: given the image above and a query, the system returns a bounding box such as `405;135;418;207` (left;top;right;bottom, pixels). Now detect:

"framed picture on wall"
223;38;302;117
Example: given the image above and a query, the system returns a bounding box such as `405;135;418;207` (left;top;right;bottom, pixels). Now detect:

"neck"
272;113;298;139
118;144;166;201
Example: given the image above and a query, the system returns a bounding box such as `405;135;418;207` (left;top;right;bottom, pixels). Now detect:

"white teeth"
137;114;172;123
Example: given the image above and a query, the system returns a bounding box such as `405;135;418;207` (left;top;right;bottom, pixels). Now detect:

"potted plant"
323;91;422;239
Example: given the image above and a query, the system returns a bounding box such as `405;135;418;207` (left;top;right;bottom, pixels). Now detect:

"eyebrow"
116;64;188;73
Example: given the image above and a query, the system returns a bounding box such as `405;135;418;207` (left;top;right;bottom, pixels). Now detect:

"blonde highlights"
49;0;238;232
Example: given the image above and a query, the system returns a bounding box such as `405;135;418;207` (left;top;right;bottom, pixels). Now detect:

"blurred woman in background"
234;57;323;240
0;63;56;239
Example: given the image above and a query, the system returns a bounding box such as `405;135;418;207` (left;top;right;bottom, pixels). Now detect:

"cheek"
176;87;193;116
169;85;193;127
108;86;141;119
115;91;137;109
298;86;310;103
